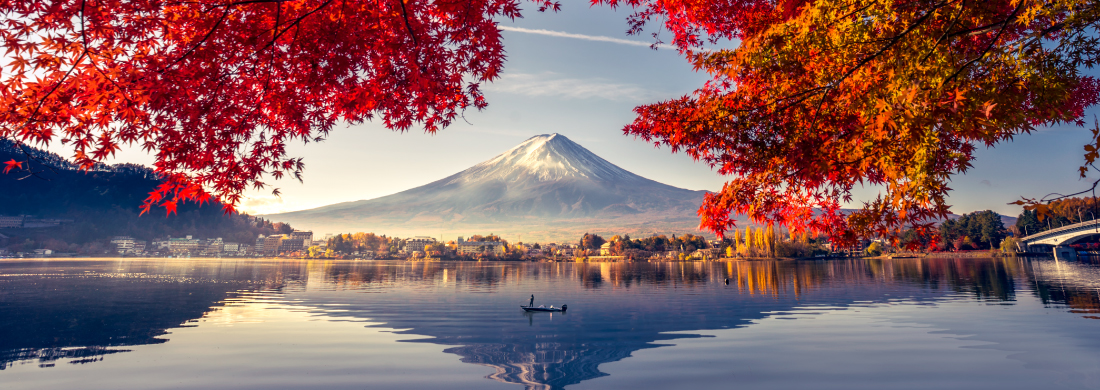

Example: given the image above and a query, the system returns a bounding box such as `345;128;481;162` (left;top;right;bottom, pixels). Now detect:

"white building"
599;242;613;256
290;230;314;243
405;236;437;253
168;236;201;254
457;241;505;255
0;215;24;228
110;236;136;254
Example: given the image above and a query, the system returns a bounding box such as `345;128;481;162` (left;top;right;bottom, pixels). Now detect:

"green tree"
1000;237;1019;254
940;210;1006;249
866;242;884;257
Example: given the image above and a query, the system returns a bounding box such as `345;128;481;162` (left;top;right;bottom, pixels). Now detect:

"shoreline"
0;254;1046;262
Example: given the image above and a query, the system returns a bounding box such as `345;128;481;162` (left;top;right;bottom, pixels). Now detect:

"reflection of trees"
296;259;1093;311
0;259;276;369
1028;257;1100;319
1;346;131;369
1068;295;1100;319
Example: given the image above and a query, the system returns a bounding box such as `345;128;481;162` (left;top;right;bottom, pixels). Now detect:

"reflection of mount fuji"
293;260;1019;390
449;339;630;390
4;258;1100;389
265;134;708;241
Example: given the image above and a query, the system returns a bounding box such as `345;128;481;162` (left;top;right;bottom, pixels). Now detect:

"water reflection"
0;263;267;370
0;257;1098;389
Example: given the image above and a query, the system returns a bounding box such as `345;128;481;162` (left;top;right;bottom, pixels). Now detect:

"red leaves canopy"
0;0;556;214
595;0;1100;245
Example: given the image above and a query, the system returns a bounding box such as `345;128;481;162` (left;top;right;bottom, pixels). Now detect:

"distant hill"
0;139;288;251
266;134;713;241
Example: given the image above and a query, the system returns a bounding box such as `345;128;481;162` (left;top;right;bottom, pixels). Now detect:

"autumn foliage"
0;0;557;215
597;0;1100;245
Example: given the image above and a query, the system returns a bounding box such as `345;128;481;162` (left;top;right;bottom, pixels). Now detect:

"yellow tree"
743;226;754;255
765;224;777;257
755;229;765;256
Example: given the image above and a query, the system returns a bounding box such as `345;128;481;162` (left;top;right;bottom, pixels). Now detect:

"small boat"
522;304;567;312
521;294;567;312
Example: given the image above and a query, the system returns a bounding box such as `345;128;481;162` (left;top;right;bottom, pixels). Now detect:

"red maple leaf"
2;159;22;174
163;200;178;217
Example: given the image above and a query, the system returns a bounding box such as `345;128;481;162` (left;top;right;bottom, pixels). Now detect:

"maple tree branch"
942;1;1023;86
8;0;94;136
831;2;949;88
918;0;967;64
5;139;61;180
168;0;294;7
160;6;233;73
1037;177;1100;204
16;54;87;135
801;3;951;136
397;0;419;46
256;0;334;55
739;2;953;120
945;19;1012;38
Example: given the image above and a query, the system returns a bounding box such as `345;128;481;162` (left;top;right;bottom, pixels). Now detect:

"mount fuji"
265;134;710;241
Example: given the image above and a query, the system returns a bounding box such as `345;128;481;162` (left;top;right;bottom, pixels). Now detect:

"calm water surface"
1;257;1099;389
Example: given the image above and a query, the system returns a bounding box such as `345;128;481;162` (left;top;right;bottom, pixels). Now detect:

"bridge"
1018;219;1100;259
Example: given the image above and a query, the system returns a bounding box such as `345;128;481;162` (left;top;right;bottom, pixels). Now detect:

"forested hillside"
0;140;289;253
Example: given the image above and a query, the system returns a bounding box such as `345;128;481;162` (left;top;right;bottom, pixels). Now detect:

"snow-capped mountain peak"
267;133;706;241
454;134;643;184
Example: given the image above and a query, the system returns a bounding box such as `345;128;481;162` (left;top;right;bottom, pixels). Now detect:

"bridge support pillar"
1054;246;1079;262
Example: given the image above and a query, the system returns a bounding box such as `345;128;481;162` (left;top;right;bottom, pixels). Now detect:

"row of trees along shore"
589;199;1100;258
578;229;832;260
313;211;1013;260
314;233;520;260
899;198;1100;254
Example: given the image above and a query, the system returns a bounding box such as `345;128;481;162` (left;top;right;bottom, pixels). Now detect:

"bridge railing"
1020;219;1100;243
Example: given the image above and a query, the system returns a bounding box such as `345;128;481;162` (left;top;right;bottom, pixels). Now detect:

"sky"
56;0;1100;219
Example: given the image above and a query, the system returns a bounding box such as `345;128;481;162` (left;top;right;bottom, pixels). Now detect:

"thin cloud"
499;26;676;50
239;196;285;215
485;72;661;101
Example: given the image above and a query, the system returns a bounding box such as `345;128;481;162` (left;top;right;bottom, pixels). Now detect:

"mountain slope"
0;139;291;249
267;134;709;240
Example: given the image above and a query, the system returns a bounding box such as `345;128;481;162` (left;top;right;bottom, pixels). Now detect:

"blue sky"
70;0;1100;219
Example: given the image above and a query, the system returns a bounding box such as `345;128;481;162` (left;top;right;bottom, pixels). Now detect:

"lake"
1;257;1099;389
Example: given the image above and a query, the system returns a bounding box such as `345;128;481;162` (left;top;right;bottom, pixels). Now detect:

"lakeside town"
6;198;1100;261
0;220;1014;261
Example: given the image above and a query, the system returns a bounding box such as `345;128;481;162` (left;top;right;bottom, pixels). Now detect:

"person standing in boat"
528;294;534;307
